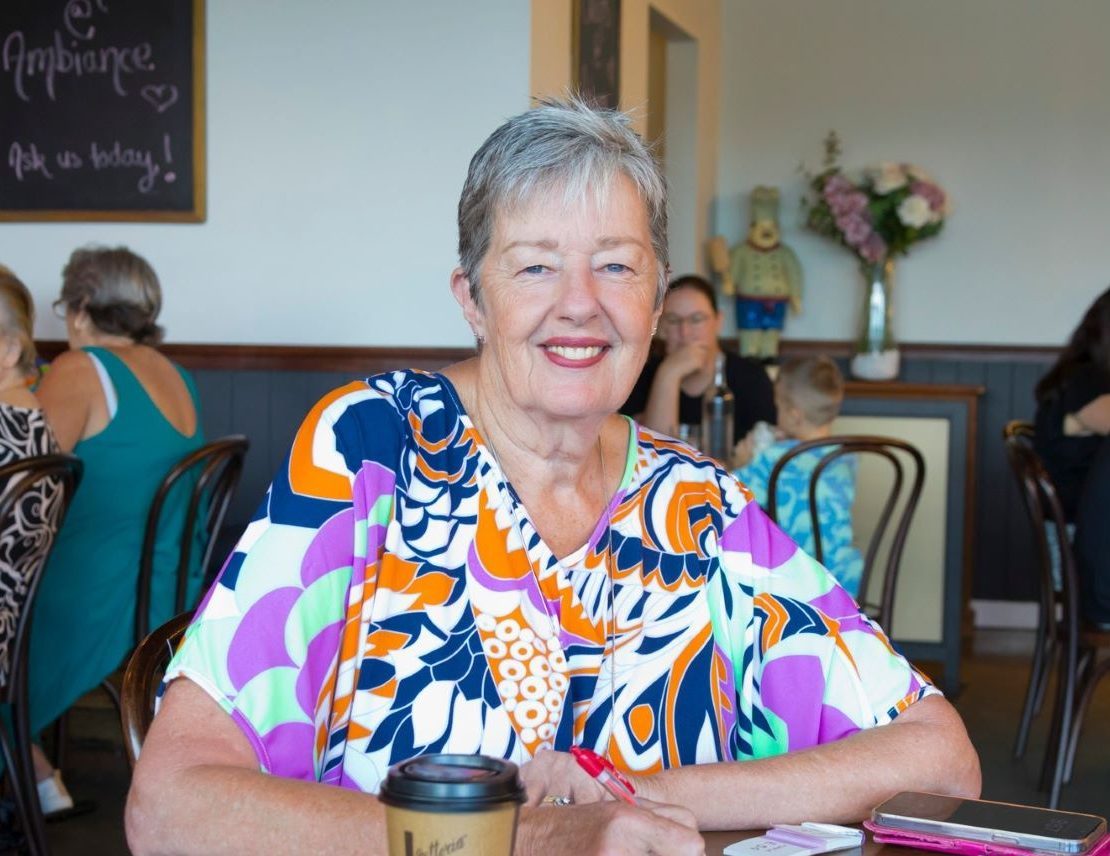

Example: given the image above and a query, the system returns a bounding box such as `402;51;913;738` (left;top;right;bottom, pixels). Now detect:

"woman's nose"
556;264;602;318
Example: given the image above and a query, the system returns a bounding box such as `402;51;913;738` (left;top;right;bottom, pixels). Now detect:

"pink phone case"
863;820;1110;856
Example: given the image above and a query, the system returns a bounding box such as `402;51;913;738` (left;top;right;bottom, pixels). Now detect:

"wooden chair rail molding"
34;339;1059;373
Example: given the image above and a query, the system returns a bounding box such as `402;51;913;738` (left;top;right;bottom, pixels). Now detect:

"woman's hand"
659;343;712;383
520;749;608;806
515;799;704;856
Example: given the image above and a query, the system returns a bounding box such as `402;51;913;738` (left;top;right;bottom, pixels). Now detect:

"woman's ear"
450;268;486;342
71;307;91;334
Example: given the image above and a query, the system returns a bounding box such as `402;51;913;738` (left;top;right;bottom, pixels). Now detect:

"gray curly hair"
457;96;669;305
57;246;164;345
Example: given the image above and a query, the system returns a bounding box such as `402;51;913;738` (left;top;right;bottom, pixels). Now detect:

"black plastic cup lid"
378;754;525;813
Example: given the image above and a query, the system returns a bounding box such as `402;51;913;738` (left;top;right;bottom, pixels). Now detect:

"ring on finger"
542;795;574;806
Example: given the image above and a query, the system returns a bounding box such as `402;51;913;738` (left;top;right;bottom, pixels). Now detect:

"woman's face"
658;285;720;355
453;173;661;423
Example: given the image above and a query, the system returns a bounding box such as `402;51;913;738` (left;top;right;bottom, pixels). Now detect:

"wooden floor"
28;630;1110;855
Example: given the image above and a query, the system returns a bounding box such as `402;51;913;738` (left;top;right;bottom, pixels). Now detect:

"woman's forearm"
126;762;389;855
127;678;391;855
642;696;980;831
639;364;684;436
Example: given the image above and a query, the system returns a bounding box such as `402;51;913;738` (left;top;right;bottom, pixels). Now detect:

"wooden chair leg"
1032;635;1056;716
8;701;50;855
1041;642;1078;808
1015;620;1052;758
1063;654;1110;785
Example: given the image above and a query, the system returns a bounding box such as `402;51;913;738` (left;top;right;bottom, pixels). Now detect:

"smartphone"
872;792;1106;854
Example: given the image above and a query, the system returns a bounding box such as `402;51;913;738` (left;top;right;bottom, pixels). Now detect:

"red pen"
570;746;640;806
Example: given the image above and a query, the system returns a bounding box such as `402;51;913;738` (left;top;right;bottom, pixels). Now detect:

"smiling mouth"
544;344;606;360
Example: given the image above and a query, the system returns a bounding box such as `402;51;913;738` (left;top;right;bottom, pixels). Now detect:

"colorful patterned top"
165;370;935;792
734;439;863;597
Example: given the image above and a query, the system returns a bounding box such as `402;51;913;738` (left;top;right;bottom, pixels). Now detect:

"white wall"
716;0;1110;345
4;1;530;346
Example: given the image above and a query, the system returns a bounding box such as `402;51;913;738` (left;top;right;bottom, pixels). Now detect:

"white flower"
869;161;908;194
897;194;932;228
906;164;934;183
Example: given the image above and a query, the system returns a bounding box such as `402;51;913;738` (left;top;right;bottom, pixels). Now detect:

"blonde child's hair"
777;355;844;427
0;266;38;376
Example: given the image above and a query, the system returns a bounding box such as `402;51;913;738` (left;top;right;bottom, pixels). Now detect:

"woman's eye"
603;263;631;274
520;264;547;275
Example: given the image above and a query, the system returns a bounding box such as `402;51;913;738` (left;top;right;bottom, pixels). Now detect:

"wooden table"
702;828;914;856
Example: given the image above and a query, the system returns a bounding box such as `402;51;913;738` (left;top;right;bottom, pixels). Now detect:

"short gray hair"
458;96;669;304
58;246;164;345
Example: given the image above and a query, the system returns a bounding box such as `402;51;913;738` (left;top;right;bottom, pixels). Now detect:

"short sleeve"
713;491;936;759
163;381;399;782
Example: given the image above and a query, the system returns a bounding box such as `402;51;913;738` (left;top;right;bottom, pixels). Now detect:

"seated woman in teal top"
30;246;204;812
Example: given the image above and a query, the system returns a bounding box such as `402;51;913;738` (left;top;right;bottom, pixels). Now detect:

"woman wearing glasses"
621;274;775;460
29;246;204;813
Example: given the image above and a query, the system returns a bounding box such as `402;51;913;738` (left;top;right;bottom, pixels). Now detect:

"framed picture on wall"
576;0;620;109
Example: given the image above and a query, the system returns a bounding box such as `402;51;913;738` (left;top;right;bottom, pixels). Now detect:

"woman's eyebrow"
596;236;648;249
502;239;559;252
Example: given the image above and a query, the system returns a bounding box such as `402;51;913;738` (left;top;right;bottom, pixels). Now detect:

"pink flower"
829;190;868;218
836;213;872;247
860;233;888;263
911;180;946;212
823;174;854;197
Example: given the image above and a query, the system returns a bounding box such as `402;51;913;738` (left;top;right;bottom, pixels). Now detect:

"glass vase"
849;258;900;381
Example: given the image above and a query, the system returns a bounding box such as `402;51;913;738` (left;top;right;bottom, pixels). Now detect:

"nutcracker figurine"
716;186;803;361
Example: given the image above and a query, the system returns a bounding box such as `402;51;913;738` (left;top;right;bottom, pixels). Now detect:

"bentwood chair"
120;611;192;766
767;435;925;634
56;436;248;772
1002;420;1110;808
1003;420;1055;761
0;454;83;856
133;435;248;643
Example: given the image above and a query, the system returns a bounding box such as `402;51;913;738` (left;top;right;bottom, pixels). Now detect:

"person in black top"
621;275;775;464
1034;286;1110;624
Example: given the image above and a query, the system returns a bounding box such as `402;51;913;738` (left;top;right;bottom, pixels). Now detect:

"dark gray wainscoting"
38;339;1058;603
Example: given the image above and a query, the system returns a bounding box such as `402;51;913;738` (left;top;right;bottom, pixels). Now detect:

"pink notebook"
863;821;1110;856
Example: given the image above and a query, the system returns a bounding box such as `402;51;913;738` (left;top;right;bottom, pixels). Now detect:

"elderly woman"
126;100;978;855
29;246;204;811
622;274;775;460
0;267;60;680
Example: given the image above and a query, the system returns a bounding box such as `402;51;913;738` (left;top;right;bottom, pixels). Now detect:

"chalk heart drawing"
140;84;179;113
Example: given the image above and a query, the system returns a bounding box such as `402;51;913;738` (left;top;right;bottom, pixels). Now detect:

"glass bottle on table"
701;352;734;463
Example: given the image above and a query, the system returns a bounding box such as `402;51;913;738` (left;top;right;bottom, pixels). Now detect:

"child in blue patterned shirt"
733;356;863;596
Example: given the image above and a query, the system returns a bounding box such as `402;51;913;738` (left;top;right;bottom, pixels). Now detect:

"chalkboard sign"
0;0;205;221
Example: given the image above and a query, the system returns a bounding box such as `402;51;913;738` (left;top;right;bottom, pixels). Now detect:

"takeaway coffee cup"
379;754;525;856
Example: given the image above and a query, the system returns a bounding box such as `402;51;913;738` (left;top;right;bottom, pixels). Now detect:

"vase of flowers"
803;133;949;380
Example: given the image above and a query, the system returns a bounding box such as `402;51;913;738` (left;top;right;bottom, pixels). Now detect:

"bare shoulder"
112;344;181;380
43;348;97;381
0;386;41;410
